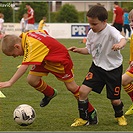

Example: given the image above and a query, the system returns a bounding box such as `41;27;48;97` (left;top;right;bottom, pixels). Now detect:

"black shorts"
113;23;123;32
82;62;123;100
123;24;131;33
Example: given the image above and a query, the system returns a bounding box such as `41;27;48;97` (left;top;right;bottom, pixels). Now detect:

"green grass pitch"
0;39;133;131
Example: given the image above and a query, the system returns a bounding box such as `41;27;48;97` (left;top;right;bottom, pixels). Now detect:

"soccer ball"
13;104;36;126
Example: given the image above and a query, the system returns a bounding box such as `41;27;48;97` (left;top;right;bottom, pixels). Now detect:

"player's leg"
123;25;126;37
70;63;105;127
65;76;98;126
27;69;57;107
70;84;98;127
107;65;127;126
61;64;97;126
70;84;91;127
122;72;133;115
25;24;35;32
111;99;127;126
63;79;79;99
64;80;96;121
127;25;131;37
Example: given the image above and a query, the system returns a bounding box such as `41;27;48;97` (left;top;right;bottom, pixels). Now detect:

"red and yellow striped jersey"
129;34;133;62
20;30;73;70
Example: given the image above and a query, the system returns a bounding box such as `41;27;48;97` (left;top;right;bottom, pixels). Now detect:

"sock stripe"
35;80;47;92
124;83;133;93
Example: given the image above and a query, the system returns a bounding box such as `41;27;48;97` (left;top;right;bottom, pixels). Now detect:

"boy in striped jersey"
0;30;97;125
122;9;133;115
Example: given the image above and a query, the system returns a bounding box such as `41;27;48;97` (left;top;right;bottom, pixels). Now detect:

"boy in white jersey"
122;9;133;115
68;5;127;126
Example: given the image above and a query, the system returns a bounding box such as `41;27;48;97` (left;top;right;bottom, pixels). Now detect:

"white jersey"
0;18;4;31
20;18;24;28
86;24;125;71
20;18;27;31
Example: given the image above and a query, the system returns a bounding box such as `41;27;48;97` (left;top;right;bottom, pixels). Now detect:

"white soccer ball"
13;104;36;126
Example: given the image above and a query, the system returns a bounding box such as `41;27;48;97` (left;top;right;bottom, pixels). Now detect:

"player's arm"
112;12;116;25
68;46;89;54
0;65;29;89
26;15;33;20
25;15;33;21
26;10;34;21
112;38;127;51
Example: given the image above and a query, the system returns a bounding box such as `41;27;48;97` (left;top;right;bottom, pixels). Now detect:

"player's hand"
67;46;78;52
0;81;12;89
112;43;123;51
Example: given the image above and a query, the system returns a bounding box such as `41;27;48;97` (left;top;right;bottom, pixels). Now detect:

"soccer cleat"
71;118;89;127
89;109;98;125
116;115;127;126
40;89;58;107
128;37;131;41
125;104;133;116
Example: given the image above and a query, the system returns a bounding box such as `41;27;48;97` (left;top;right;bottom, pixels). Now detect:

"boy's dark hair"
86;5;108;21
26;2;31;6
114;2;119;5
123;8;128;13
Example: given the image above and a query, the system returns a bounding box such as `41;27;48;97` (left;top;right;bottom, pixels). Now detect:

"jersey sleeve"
22;36;49;65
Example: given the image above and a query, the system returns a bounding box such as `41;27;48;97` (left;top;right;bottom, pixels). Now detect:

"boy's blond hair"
129;9;133;20
1;34;21;55
23;13;28;19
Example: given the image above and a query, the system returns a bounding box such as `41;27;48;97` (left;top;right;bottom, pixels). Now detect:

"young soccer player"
38;16;49;33
38;17;47;30
68;5;127;126
0;30;97;124
122;9;133;115
0;13;5;38
112;2;124;35
25;3;35;31
20;13;28;32
123;8;131;38
0;30;77;105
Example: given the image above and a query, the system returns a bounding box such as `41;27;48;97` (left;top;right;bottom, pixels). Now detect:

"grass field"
0;39;133;132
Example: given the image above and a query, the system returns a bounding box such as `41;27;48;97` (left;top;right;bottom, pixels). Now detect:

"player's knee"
65;81;79;92
111;99;122;106
27;76;40;87
122;80;127;86
122;75;129;86
27;78;34;86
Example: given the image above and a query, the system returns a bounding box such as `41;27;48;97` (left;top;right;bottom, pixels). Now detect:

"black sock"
78;99;88;120
112;102;124;117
